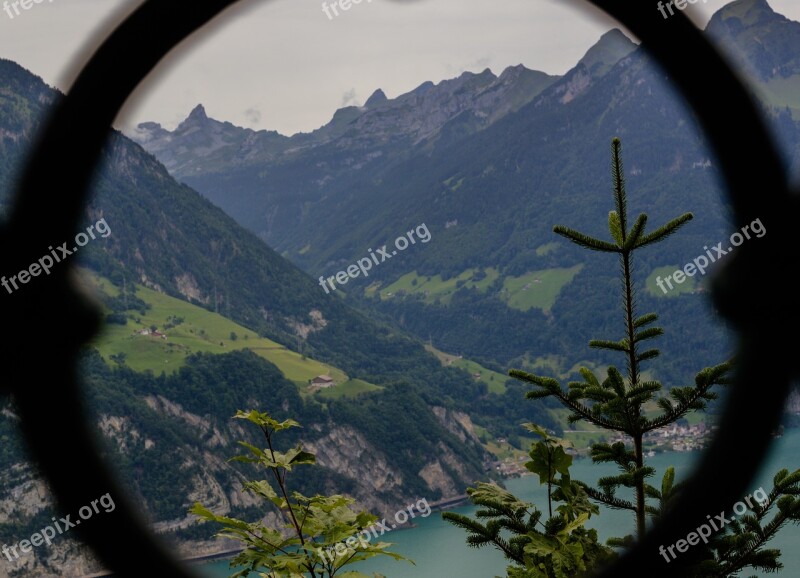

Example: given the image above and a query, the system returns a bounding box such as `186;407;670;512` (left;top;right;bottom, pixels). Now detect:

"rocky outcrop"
0;395;483;577
431;406;482;445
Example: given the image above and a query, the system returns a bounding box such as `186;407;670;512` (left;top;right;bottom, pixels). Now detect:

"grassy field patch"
378;268;500;304
535;242;560;256
425;344;507;394
376;265;584;312
644;266;697;297
316;379;382;399
83;271;370;394
501;265;583;312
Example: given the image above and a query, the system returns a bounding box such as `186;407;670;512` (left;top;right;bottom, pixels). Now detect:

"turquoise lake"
197;429;800;577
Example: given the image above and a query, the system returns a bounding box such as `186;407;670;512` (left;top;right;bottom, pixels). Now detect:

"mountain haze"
3;2;799;574
133;2;800;387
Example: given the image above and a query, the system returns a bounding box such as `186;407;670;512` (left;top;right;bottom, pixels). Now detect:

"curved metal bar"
1;1;790;577
4;2;244;576
585;2;794;576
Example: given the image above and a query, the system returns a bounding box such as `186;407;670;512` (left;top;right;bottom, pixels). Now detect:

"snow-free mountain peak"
577;28;637;78
365;88;388;108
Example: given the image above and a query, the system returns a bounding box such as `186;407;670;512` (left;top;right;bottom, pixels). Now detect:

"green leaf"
242;480;280;503
285;446;316;468
233;409;301;433
236;441;266;460
522;423;552;440
526;442;573;485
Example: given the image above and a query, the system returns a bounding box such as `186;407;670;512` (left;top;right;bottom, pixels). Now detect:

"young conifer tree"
507;137;800;575
509;136;721;539
447;138;800;578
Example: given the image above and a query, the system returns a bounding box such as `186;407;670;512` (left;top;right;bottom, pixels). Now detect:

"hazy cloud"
244;107;262;125
446;56;493;77
341;88;360;108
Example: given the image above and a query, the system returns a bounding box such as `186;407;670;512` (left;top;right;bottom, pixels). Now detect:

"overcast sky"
1;0;800;136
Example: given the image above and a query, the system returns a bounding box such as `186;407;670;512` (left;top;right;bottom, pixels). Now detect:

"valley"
1;0;799;576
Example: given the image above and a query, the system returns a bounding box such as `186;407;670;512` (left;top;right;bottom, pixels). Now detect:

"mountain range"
2;0;799;575
0;54;549;577
132;0;800;384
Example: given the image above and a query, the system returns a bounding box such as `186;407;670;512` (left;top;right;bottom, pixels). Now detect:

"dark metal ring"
2;1;791;576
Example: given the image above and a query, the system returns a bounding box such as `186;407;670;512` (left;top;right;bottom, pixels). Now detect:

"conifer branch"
577;482;636;513
633;313;658;328
644;359;733;432
512;369;630;432
624;214;648;251
553;225;620;253
633;213;694;248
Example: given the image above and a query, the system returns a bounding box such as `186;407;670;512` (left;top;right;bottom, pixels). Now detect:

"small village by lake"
488;397;800;478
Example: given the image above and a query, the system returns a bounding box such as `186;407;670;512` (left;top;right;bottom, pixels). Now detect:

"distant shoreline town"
488;404;800;478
